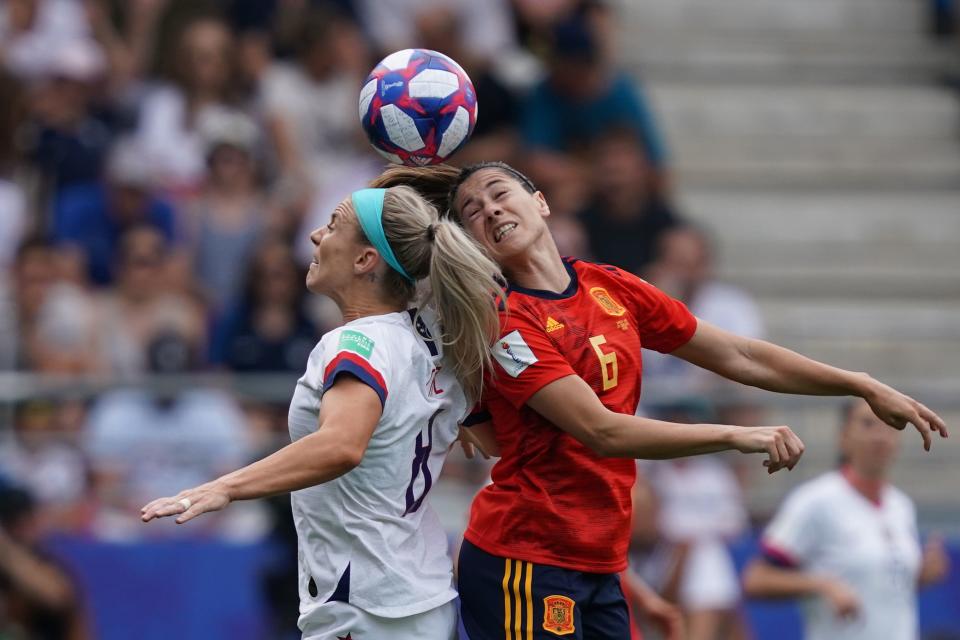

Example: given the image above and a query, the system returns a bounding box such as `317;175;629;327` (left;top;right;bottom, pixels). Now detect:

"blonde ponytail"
349;185;502;401
426;219;502;400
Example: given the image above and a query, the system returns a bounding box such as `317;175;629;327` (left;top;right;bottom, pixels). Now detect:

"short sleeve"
761;487;822;568
312;327;390;408
617;270;697;353
489;308;576;409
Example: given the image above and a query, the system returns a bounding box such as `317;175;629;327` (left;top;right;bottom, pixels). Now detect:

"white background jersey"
762;471;922;640
286;309;467;626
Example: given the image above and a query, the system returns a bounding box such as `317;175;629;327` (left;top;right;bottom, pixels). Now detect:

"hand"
729;425;805;474
140;482;231;525
920;534;950;586
454;427;490;460
636;589;684;640
820;579;860;620
863;379;948;451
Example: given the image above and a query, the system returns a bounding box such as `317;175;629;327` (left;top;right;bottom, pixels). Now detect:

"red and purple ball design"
359;49;478;166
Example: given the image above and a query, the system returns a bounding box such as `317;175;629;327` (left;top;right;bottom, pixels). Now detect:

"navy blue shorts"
457;539;631;640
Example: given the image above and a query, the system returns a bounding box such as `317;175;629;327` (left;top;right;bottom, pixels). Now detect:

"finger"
462;441;476;460
786;431;806;470
176;498;212;524
773;436;791;474
765;437;782;474
910;413;933;451
918;404;948;439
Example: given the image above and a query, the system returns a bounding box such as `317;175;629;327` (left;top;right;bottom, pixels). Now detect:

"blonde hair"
346;185;503;400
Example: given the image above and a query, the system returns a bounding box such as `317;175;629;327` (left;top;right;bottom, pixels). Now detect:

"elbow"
742;560;770;599
333;443;366;473
584;421;624;458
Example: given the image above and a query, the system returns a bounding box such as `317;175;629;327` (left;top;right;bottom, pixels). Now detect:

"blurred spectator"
211;237;319;372
0;402;90;533
413;3;522;165
89;225;206;376
634;402;750;640
0;0;91;80
134;15;246;195
0;69;29;270
52;137;178;286
642;225;765;414
1;238;100;373
0;483;90;639
578;127;681;274
259;8;370;176
520;11;668;200
183;110;277;313
20;37;111;192
84;329;259;541
356;0;516;64
744;399;951;640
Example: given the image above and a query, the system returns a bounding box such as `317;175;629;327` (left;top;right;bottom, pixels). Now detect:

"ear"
354;246;381;277
534;191;551;219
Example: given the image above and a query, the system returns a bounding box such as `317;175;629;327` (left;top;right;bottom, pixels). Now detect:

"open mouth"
494;223;517;243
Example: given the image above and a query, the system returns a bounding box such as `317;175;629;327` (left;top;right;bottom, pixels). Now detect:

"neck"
842;464;886;505
331;284;405;324
503;238;569;293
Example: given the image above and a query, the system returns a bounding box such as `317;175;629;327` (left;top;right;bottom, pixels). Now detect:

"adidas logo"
546;317;565;333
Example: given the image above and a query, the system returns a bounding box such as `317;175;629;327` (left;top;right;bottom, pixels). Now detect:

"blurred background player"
743;398;950;640
142;185;503;639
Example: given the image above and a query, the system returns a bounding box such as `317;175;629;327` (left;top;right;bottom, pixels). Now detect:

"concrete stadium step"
613;0;927;35
622;35;953;84
649;84;960;139
677;188;960;296
677;188;960;247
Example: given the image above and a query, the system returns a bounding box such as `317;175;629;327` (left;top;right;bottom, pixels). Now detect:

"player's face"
306;200;365;295
454;168;551;266
841;400;901;476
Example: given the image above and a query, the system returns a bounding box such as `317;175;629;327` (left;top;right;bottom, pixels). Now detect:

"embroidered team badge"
545;316;565;333
543;595;576;636
589;287;626;316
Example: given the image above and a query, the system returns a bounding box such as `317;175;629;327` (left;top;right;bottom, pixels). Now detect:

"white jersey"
762;471;922;640
287;309;467;627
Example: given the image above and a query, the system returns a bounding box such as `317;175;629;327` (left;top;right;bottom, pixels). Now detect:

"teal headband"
351;188;413;283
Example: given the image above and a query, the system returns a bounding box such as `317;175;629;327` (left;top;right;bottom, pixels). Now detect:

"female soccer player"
743;399;950;640
141;185;503;639
371;162;948;640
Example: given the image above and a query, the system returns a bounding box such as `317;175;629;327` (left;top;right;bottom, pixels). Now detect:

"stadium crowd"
0;1;951;639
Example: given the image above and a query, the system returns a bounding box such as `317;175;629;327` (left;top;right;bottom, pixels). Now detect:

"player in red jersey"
371;162;947;640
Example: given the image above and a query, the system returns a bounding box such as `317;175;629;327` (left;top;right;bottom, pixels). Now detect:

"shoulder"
779;473;841;512
886;484;916;516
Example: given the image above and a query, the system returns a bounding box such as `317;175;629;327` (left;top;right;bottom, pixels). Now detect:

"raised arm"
141;377;382;524
526;374;804;472
671;320;948;450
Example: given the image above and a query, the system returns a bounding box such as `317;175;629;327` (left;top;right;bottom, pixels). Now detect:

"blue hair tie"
351;188;413;283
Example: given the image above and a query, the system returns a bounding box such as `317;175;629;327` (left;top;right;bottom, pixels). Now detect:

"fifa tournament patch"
545;316;565;333
589;287;626;316
492;330;538;377
337;330;375;358
543;595;576;636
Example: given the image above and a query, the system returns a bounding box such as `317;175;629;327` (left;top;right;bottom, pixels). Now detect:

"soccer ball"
359;49;477;166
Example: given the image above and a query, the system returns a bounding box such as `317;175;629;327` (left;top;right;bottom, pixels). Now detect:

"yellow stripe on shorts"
502;558;513;640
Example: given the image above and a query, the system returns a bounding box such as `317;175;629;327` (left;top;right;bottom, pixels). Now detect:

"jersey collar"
507;258;579;300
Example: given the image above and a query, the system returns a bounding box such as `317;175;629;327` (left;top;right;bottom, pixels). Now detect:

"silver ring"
178;498;192;511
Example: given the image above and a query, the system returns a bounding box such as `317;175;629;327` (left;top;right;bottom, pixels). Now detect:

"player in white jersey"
744;399;950;640
141;185;503;640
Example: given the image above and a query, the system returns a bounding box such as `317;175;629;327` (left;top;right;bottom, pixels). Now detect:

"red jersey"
464;258;697;573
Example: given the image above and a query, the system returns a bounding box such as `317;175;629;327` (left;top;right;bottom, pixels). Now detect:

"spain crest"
542;595;576;636
589;287;626;316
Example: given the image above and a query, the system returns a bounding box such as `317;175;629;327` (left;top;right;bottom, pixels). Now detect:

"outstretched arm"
526;375;805;472
671;320;948;450
743;558;860;620
141;377;382;524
